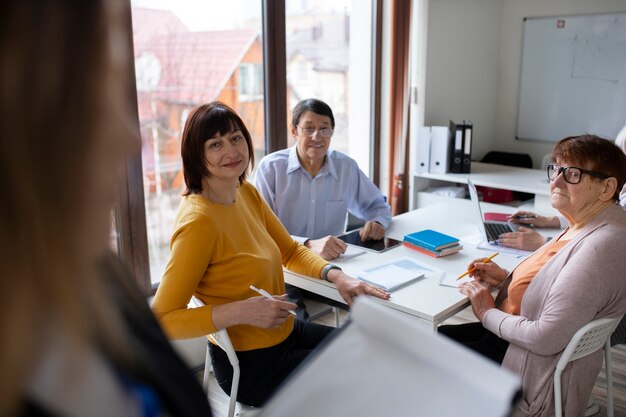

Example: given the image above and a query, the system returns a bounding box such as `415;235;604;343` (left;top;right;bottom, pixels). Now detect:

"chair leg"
605;339;614;417
226;365;240;417
554;368;563;417
202;345;211;393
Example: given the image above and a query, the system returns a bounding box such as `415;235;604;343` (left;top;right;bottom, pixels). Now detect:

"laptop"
467;178;518;243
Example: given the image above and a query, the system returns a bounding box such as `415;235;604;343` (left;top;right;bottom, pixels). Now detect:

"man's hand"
359;221;385;241
305;236;347;260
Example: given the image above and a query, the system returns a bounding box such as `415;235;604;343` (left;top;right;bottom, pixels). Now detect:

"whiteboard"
516;13;626;143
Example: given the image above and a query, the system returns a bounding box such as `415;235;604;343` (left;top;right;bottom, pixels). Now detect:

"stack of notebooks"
403;229;462;258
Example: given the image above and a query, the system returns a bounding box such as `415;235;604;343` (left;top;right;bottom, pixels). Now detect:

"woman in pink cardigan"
439;135;626;417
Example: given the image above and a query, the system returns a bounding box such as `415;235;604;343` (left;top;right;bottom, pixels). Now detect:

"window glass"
131;1;264;284
285;0;373;172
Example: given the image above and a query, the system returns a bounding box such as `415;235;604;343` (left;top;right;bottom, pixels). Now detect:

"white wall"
424;0;626;168
424;0;502;164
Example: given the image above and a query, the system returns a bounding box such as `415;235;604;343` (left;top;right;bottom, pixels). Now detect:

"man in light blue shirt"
254;98;391;320
254;98;391;260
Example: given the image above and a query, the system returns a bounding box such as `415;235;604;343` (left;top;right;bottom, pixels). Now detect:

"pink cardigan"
483;204;626;417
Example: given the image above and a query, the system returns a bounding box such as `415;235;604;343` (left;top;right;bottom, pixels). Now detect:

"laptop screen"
466;178;487;240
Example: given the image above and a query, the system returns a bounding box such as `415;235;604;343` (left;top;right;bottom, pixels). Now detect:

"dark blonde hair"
0;0;136;412
181;101;255;195
552;134;626;201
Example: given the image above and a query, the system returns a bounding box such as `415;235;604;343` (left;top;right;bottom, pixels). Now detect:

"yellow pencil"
457;252;499;280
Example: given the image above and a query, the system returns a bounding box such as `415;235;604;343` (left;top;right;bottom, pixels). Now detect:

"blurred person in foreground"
439;135;626;417
0;1;212;416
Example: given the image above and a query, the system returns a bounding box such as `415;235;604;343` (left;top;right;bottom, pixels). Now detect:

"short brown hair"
181;102;254;195
552;134;626;201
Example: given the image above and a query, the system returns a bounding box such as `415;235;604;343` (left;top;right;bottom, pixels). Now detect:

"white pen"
249;285;297;316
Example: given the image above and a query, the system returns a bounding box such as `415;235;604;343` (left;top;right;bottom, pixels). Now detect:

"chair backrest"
555;317;619;372
541;153;552;170
554;317;621;417
479;151;534;202
190;296;241;417
610;315;626;346
481;151;533;168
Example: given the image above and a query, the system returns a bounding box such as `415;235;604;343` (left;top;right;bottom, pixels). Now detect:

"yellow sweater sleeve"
152;203;218;339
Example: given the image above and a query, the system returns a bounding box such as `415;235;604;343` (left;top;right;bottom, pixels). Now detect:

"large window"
130;1;264;284
119;1;381;287
285;0;373;172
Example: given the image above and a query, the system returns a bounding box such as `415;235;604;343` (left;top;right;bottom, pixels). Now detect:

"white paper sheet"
462;233;531;258
357;257;432;291
258;297;521;417
438;272;473;288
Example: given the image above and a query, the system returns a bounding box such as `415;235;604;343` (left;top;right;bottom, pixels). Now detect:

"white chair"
190;296;258;417
554;317;621;417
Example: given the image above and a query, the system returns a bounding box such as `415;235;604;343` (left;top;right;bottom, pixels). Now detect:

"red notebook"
483;212;510;222
402;241;462;258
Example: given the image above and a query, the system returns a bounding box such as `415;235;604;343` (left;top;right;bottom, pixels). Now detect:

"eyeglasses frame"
546;164;610;184
295;124;334;138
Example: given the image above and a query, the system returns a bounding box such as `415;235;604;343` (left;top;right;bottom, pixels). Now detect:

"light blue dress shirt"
253;146;391;240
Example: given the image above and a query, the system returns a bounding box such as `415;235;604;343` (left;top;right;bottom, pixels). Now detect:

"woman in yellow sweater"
152;102;389;407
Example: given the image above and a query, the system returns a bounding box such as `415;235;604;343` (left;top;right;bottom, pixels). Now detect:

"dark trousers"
210;319;335;407
438;322;509;364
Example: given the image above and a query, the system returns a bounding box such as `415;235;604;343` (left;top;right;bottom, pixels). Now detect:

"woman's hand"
507;211;560;228
458;280;495;321
213;296;297;330
327;269;390;306
497;227;547;251
466;257;508;287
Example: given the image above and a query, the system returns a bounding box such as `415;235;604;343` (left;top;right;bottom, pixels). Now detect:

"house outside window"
239;63;263;101
285;0;373;173
130;2;264;284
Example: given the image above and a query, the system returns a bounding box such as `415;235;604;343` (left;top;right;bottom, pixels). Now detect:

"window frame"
117;0;383;289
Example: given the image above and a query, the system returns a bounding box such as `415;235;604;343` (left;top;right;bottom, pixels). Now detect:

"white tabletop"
284;199;532;330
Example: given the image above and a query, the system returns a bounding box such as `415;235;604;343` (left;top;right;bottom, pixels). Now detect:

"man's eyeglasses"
296;125;334;138
546;164;610;184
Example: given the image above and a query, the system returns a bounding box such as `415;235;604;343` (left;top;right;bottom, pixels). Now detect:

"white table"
411;162;554;212
283;199;529;331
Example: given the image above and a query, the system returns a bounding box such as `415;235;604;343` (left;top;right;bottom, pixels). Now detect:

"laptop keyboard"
485;222;513;242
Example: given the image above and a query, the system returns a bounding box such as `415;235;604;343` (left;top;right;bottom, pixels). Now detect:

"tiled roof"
132;8;259;112
144;29;259;104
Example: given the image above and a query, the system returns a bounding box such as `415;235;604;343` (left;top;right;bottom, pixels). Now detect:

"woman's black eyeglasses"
546;164;610;184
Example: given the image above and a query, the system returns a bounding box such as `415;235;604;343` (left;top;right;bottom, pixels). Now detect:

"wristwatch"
321;264;342;281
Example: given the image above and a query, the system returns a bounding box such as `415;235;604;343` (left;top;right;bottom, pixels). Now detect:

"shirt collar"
286;146;338;179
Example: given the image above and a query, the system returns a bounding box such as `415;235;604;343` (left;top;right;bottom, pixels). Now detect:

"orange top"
499;237;570;315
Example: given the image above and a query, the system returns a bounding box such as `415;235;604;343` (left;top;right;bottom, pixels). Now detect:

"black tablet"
337;230;402;253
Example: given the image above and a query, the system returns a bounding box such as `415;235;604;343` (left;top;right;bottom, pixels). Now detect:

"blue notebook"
403;229;459;252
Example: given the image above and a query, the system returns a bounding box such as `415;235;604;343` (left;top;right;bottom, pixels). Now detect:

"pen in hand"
249;285;297;316
457;252;499;280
